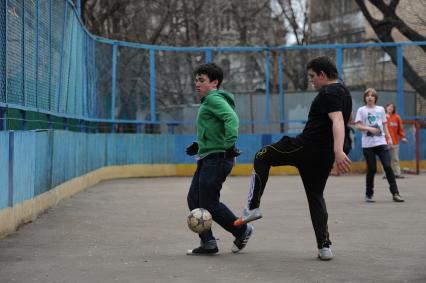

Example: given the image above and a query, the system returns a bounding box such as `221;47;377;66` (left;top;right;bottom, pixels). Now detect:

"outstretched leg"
235;136;303;226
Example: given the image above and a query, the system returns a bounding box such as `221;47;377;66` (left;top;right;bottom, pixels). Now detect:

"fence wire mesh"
0;0;425;134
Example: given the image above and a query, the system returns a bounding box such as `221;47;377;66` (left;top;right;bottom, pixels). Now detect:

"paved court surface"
1;174;426;283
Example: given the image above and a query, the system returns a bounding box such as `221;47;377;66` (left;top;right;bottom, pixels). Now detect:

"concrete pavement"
1;174;426;283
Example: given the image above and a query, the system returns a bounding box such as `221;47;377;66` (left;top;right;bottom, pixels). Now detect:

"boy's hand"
225;145;241;158
186;142;198;156
334;150;351;174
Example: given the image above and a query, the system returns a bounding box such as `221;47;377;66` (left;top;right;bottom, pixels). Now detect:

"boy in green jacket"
186;63;253;255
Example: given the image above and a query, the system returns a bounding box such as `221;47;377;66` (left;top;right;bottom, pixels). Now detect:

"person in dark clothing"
186;63;253;255
234;56;352;260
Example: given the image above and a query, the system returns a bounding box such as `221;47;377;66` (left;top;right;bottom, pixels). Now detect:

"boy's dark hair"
306;56;338;80
194;63;224;88
363;88;378;104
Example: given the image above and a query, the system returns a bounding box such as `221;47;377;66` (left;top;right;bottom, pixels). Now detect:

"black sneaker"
231;224;254;253
186;246;218;255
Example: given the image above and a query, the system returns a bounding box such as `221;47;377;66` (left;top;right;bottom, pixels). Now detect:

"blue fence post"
336;47;343;78
111;44;118;133
35;0;39;109
8;130;14;207
111;44;117;121
149;48;156;123
396;45;404;118
4;0;8;107
92;40;97;117
82;31;88;117
48;0;52;111
21;0;26;106
65;15;76;115
264;49;270;123
278;51;284;130
205;49;213;63
56;1;67;112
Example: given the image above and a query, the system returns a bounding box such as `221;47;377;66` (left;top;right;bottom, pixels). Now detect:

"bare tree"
79;0;290;125
81;0;183;123
355;0;426;99
273;0;310;90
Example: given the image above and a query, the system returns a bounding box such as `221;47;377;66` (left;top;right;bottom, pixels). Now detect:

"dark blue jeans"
363;145;399;197
187;153;247;244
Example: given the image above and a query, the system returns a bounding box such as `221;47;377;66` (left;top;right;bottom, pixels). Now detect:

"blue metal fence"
1;0;96;123
0;0;425;132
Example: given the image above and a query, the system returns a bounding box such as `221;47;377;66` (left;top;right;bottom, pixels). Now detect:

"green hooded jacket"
196;89;239;158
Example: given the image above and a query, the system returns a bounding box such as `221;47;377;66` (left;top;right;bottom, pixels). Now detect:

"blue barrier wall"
1;129;424;212
0;132;8;209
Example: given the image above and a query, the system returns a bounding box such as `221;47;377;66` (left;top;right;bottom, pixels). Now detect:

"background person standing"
385;103;408;178
354;89;404;203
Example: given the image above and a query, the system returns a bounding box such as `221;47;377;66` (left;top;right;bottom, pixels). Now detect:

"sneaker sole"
186;250;218;255
233;215;262;226
365;197;376;202
318;254;333;261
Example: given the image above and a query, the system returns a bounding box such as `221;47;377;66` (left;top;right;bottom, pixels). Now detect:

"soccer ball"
187;208;212;234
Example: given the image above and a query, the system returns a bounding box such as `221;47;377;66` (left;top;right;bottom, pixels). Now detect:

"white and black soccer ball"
187;208;212;234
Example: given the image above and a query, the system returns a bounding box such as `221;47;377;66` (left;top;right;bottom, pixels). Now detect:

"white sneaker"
233;208;262;226
365;195;376;202
392;194;405;202
318;247;333;260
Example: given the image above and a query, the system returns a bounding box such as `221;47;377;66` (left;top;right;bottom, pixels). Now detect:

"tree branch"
355;0;426;99
389;0;400;11
364;0;426;45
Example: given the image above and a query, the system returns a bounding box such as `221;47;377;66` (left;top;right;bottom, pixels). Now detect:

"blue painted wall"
0;132;9;209
0;129;424;212
174;131;426;164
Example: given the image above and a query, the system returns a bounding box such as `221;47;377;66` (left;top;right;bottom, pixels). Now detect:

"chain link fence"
1;0;425;134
